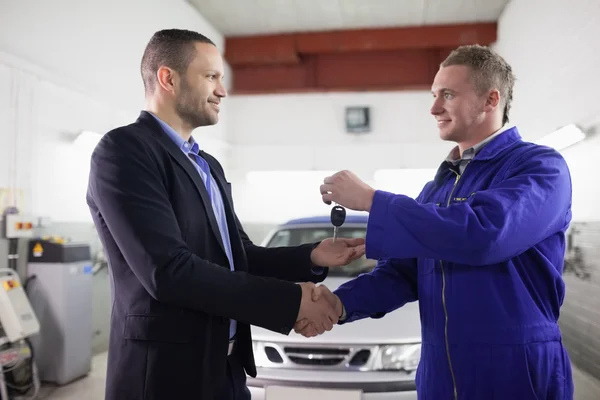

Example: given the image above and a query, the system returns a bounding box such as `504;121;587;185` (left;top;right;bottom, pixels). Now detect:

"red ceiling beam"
224;23;497;94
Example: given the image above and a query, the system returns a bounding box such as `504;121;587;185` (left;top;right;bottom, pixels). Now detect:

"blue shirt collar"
149;112;200;154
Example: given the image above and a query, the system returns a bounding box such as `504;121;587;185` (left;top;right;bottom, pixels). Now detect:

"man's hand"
320;170;376;212
294;285;343;338
296;283;339;337
311;237;366;267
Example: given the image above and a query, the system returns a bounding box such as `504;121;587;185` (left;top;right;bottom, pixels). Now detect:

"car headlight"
373;344;421;372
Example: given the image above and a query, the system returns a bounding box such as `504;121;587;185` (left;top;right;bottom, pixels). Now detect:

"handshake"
294;282;342;338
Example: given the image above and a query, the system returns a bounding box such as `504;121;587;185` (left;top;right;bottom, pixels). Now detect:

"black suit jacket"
87;111;328;400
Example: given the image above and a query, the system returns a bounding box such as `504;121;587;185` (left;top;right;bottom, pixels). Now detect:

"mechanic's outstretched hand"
320;170;376;212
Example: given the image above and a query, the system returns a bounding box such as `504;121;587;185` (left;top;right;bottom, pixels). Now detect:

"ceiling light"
535;124;586;151
73;130;103;149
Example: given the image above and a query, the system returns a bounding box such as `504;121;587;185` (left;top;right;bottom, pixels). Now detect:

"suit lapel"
201;151;234;212
140;113;228;257
201;151;249;271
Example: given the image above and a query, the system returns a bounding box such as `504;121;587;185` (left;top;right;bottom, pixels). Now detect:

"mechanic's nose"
430;98;443;115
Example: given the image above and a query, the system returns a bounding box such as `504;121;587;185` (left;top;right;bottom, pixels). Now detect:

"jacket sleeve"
365;146;572;266
236;220;329;283
87;130;302;334
333;258;418;324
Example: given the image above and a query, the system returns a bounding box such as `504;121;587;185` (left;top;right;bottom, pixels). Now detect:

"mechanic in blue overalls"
295;45;575;399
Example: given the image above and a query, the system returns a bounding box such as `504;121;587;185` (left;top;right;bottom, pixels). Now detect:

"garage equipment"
0;207;41;399
0;269;40;400
25;239;93;385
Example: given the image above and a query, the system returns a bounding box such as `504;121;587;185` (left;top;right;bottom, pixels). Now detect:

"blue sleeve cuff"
334;286;385;324
366;190;395;260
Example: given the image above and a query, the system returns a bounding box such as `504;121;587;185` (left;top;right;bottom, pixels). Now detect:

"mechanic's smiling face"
430;65;490;147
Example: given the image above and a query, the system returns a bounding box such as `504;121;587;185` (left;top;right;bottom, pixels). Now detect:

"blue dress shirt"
150;113;237;339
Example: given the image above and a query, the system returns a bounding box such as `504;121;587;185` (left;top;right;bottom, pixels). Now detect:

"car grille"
284;346;350;366
256;342;377;371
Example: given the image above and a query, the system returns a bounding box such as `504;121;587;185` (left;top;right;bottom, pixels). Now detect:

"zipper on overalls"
440;165;466;400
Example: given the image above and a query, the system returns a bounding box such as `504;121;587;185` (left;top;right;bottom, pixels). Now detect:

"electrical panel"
3;213;35;239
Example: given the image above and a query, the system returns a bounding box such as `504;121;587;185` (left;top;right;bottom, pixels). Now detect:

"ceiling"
188;0;510;37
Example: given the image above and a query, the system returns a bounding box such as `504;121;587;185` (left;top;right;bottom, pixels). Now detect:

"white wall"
226;91;452;223
492;0;600;222
227;91;453;170
0;0;228;222
0;0;224;114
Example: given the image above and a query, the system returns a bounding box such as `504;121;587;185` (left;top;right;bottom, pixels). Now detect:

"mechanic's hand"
320;170;376;212
294;285;343;337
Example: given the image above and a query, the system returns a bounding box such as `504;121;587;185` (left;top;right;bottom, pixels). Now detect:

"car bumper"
249;386;417;400
247;368;417;400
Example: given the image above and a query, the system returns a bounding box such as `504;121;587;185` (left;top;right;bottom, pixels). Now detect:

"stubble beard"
175;82;216;130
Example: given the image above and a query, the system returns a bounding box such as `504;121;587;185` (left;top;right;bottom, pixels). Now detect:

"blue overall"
335;127;575;399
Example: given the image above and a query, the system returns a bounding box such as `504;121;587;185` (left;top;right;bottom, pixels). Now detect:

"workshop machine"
0;206;94;399
26;238;93;386
0;208;41;399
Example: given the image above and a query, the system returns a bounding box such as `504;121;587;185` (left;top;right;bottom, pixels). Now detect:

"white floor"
31;352;600;400
35;352;107;400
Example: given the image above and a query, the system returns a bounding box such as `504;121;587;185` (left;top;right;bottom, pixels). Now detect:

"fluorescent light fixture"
73;130;103;149
246;170;336;185
374;168;438;199
535;124;586;151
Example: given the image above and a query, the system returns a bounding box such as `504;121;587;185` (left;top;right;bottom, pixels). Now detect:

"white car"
248;215;421;400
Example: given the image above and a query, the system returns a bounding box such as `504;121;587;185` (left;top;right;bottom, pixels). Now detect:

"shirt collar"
148;112;200;154
445;124;512;165
433;125;522;185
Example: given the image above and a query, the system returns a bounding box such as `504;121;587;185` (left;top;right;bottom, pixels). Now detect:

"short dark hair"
141;29;215;95
441;44;515;125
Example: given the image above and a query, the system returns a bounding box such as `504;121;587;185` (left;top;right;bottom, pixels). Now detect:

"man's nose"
215;82;227;98
430;99;443;115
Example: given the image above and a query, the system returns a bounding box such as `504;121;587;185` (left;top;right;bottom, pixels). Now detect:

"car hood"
251;276;421;345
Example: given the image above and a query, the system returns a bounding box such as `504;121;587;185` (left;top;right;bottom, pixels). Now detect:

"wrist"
364;188;376;212
309;242;320;265
339;304;347;321
335;296;344;319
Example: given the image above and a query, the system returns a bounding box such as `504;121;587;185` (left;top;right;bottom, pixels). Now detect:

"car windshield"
265;226;376;277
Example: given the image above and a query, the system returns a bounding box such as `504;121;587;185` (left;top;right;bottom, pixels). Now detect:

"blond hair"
441;45;515;125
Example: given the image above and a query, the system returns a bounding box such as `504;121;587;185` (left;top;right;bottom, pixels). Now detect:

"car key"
330;205;346;243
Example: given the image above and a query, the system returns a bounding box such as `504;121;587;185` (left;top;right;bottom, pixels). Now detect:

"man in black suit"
86;29;366;400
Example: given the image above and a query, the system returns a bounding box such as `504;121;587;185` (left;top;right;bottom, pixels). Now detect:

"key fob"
330;205;346;227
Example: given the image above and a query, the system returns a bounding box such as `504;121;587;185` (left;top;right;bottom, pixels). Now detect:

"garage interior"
1;0;600;399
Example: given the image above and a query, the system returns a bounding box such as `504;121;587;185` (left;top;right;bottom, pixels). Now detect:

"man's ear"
156;66;178;94
484;89;501;111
